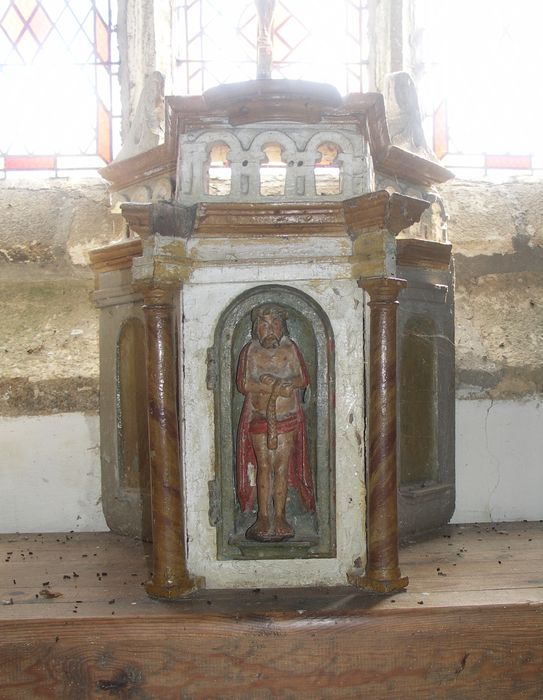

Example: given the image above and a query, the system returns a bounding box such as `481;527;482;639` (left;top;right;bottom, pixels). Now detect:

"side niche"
399;315;438;487
115;318;152;539
117;319;150;492
396;263;456;537
210;285;336;560
96;286;153;542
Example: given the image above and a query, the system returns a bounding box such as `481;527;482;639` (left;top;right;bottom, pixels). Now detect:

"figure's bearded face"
256;314;284;348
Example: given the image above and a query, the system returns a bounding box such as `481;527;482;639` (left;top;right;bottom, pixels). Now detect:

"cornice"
117;190;430;240
98;143;176;191
343;191;430;236
88;239;143;274
396;238;453;270
344;92;454;187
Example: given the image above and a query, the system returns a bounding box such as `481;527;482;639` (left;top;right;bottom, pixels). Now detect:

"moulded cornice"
116;190;430;240
396;238;453;270
98;143;176;192
88;238;143;274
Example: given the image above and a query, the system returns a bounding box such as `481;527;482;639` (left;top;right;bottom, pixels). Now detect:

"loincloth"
249;413;298;435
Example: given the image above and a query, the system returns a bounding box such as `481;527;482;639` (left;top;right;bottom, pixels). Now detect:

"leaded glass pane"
173;0;369;96
417;0;543;180
0;0;119;177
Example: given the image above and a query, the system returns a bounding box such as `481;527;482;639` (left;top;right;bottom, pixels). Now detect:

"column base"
145;575;205;600
347;570;409;595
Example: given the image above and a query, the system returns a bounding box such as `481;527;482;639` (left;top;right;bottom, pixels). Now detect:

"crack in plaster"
484;398;502;521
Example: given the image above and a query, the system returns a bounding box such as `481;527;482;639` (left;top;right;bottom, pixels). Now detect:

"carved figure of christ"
236;305;315;541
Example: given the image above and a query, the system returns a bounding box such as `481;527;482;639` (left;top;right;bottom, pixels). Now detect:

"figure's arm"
236;345;250;395
242;376;277;396
281;343;309;393
244;374;294;398
237;348;280;396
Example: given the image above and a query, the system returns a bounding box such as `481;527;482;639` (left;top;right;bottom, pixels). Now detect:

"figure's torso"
245;338;303;418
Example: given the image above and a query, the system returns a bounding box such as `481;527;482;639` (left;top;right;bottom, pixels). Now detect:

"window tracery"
0;0;120;178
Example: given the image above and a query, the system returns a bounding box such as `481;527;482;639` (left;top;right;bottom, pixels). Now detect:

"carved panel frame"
211;284;336;560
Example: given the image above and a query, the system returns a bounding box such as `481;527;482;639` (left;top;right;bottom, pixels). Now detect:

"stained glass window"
173;0;369;97
416;0;543;181
0;0;120;178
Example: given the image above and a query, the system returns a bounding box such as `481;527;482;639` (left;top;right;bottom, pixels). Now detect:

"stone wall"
0;179;123;416
0;179;122;532
1;177;542;530
444;180;543;400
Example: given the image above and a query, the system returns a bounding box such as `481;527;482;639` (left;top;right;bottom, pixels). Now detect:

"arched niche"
211;285;336;560
117;319;150;491
116;318;151;537
399;314;438;487
396;265;455;538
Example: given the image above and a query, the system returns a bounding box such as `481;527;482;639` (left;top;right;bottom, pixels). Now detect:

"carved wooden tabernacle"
91;76;454;598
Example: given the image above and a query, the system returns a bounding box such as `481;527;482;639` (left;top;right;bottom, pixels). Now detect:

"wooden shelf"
1;522;542;697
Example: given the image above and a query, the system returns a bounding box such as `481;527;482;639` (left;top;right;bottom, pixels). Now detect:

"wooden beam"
1;525;542;697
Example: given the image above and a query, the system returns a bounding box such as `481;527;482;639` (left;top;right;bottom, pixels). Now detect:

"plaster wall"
453;398;543;523
0;413;107;533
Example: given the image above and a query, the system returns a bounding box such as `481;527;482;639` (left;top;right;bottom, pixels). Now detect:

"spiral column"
142;285;197;599
348;276;409;594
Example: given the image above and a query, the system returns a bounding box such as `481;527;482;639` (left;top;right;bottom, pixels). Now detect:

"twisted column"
142;286;197;599
348;276;409;594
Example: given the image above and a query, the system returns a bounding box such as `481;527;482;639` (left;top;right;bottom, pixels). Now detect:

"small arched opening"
314;142;342;195
206;141;232;195
260;143;287;195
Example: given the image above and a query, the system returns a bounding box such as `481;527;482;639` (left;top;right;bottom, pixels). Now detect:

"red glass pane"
485;154;532;170
433;101;448;161
94;11;109;63
97;101;111;163
5;155;56;169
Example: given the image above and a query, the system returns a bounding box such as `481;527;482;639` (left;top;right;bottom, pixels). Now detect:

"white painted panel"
182;278;367;587
0;413;108;533
452;398;543;523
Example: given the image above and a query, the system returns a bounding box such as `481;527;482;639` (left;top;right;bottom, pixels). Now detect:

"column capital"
359;275;407;302
138;283;178;307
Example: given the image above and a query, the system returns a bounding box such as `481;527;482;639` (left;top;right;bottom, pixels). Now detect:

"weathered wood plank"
1;523;542;698
1;607;543;699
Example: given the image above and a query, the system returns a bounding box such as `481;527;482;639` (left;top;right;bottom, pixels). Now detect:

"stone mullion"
348;276;409;594
142;285;197;599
